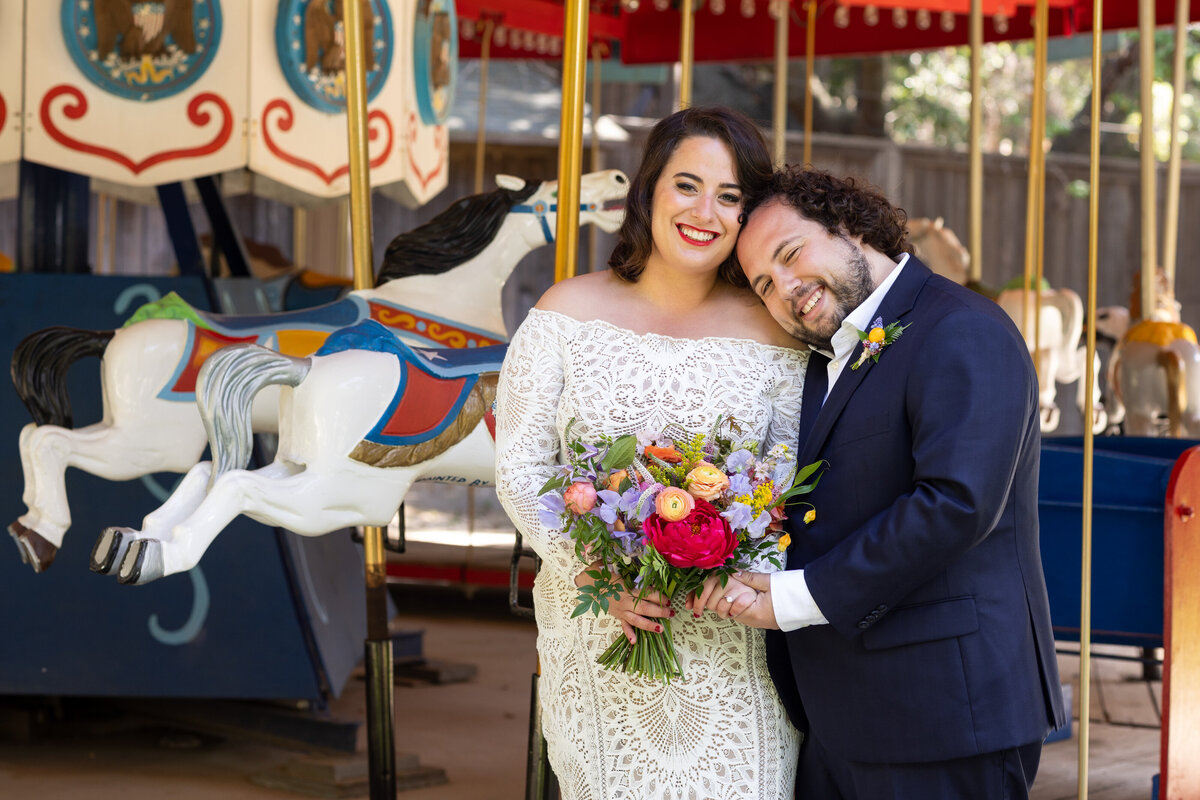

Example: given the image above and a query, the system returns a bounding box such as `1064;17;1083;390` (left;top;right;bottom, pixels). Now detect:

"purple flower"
721;501;753;531
747;510;772;538
595;489;622;525
538;493;565;531
724;449;755;474
728;473;752;496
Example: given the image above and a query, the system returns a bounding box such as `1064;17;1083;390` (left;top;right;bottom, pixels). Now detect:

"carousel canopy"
455;0;1200;62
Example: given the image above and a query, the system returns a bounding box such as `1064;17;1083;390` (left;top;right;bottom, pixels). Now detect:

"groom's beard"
786;238;875;351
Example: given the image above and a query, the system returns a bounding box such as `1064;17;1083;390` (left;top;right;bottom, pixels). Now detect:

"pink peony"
643;498;738;569
563;481;598;514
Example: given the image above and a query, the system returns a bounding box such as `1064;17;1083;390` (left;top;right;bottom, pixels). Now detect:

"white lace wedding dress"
495;308;808;800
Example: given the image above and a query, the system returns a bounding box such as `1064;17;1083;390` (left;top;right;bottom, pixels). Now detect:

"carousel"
2;0;1200;798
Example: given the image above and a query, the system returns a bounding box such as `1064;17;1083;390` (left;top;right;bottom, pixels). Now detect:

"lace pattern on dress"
495;308;808;800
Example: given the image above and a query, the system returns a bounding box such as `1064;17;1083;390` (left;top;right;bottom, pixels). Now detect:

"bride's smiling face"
647;136;744;277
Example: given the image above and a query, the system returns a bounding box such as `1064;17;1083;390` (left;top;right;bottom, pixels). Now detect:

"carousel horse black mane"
376;182;541;282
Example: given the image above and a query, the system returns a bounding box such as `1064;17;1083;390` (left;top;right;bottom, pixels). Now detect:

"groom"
707;167;1065;798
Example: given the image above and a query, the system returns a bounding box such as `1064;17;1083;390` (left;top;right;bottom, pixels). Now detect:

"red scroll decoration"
261;98;394;185
407;111;446;190
40;85;233;175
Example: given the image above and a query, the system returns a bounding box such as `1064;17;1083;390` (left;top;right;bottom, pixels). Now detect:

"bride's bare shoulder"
535;270;629;318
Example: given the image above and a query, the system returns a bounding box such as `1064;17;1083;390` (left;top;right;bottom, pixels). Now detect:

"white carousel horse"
908;217;969;287
994;280;1108;433
1109;271;1200;437
93;321;503;584
10;169;628;572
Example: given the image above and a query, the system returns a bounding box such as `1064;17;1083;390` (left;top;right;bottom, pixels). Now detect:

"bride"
495;106;808;799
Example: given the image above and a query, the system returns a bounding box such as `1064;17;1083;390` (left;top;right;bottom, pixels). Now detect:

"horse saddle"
318;320;507;448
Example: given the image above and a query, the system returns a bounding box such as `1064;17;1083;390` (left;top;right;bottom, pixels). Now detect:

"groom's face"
737;199;876;350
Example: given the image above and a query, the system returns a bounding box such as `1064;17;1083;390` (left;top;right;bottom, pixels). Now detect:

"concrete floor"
0;582;1165;800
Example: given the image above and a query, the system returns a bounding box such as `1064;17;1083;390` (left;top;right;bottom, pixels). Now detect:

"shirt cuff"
770;569;829;632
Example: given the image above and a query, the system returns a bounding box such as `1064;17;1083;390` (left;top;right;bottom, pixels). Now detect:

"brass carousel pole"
772;0;790;166
1162;0;1188;288
1138;0;1157;320
474;19;496;194
678;0;695;109
1079;2;1104;796
802;0;816;166
555;3;588;279
590;42;605;271
967;0;983;282
1021;0;1048;375
342;1;394;798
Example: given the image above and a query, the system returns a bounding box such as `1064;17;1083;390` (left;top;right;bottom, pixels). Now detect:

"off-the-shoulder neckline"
527;307;810;357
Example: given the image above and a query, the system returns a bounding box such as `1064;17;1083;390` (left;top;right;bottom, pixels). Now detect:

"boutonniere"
850;317;911;370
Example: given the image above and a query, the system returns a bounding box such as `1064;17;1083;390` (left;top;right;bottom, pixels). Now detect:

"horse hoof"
118;539;163;585
91;527;134;575
8;520;57;573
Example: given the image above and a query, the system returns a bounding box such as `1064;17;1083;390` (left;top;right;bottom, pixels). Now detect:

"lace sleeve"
494;310;578;578
763;349;808;453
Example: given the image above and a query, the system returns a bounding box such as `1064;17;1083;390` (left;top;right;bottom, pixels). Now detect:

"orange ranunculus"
685;462;730;501
606;469;629;492
868;327;886;344
644;445;683;464
655;487;695;521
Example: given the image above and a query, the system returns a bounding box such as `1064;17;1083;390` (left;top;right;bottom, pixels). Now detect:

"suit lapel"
798;257;932;465
796;351;828;450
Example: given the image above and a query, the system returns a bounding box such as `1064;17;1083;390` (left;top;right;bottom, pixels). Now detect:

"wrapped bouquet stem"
539;416;824;682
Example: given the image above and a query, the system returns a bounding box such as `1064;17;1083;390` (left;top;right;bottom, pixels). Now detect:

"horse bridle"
511;200;601;245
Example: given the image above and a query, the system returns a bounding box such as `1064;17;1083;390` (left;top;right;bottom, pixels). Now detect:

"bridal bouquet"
537;416;824;682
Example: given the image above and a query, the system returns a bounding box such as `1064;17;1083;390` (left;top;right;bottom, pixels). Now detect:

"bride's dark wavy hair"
739;166;912;260
608;106;772;287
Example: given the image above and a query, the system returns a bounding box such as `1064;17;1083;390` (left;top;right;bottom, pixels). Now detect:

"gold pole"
96;192;109;275
772;0;790;166
474;19;495;195
967;0;983;283
1138;0;1157;320
1021;0;1048;364
803;0;816;166
590;42;605;272
1080;3;1103;796
292;206;307;270
555;0;589;283
678;0;695;109
1162;0;1187;289
343;2;394;797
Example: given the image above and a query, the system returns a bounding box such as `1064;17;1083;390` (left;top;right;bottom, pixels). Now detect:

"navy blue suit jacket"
766;257;1066;764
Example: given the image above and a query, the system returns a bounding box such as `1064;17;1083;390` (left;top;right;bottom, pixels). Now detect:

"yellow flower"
656;487;695;522
803;509;816;524
685;461;730;501
777;533;792;552
868;326;886;344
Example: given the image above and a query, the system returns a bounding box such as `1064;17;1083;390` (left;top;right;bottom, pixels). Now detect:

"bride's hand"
687;573;758;620
575;567;674;645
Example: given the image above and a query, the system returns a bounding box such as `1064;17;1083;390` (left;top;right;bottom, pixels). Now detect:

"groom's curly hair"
740;166;912;260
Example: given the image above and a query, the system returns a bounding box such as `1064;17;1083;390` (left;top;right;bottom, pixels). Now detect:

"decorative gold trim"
349;374;498;467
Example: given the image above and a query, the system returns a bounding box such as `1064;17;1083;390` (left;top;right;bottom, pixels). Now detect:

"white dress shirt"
769;254;909;631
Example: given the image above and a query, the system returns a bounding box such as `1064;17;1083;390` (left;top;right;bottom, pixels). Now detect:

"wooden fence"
2;127;1198;331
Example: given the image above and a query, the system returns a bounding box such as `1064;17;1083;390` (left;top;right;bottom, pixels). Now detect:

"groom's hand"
728;571;779;629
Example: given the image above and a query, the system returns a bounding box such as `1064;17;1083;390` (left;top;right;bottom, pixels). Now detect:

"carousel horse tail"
1159;349;1186;438
11;326;115;427
196;344;311;487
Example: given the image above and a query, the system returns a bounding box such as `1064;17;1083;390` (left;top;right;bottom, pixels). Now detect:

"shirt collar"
817;252;909;361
